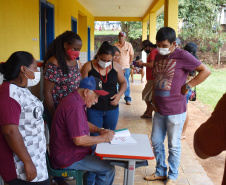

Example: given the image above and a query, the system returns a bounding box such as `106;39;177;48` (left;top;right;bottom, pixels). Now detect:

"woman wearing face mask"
0;51;49;185
81;43;127;133
43;31;82;118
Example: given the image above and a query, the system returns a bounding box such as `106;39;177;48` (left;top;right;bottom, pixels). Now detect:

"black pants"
7;179;50;185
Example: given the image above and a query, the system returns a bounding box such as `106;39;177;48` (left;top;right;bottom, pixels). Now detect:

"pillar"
164;0;178;36
149;12;157;43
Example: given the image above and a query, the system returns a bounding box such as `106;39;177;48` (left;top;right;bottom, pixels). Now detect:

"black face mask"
145;49;150;54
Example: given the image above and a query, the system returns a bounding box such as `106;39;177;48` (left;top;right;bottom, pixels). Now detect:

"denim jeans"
124;68;131;102
63;155;115;185
87;107;119;136
151;112;187;180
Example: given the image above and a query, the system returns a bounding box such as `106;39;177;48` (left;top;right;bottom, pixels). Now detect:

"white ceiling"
77;0;155;17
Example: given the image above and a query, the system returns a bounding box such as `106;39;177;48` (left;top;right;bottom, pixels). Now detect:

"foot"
166;179;177;185
140;114;152;118
181;135;186;140
144;173;167;181
126;101;131;105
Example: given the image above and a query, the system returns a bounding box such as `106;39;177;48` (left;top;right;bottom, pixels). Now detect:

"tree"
178;0;226;54
121;21;142;40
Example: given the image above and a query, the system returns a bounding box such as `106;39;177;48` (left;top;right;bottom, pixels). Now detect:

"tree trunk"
218;47;221;65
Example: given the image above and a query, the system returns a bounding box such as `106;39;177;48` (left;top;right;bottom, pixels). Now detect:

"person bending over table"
49;76;115;185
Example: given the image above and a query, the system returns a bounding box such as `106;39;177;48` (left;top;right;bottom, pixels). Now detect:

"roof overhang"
77;0;164;22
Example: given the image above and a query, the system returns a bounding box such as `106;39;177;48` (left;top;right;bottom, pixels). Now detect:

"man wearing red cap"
49;76;115;185
114;31;134;105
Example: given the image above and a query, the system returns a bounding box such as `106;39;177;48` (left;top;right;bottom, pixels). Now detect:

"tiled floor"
66;81;214;185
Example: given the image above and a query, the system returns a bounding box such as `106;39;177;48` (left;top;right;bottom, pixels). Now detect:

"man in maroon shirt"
50;76;115;185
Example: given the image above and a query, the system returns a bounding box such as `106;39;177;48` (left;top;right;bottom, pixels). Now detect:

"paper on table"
110;128;137;144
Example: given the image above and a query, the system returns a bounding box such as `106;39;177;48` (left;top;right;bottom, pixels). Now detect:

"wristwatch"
185;83;191;90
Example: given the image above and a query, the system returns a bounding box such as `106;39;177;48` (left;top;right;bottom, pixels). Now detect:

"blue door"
71;17;77;33
87;27;91;61
40;2;55;60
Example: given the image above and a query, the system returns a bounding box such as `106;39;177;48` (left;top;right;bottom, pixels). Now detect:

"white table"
95;133;154;185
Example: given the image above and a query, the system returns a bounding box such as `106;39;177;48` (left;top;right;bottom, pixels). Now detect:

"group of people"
0;27;225;185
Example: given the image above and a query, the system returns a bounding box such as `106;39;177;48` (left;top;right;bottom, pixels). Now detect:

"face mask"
157;47;171;56
66;43;80;60
145;49;150;54
98;60;111;68
24;67;41;87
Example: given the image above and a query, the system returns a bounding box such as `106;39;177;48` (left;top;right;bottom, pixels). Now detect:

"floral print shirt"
44;62;82;108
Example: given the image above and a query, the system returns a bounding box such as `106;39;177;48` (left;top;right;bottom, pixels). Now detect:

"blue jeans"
124;68;131;102
87;107;119;136
63;155;115;185
151;112;187;180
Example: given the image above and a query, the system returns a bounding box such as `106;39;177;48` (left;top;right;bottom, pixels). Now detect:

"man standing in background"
114;31;134;105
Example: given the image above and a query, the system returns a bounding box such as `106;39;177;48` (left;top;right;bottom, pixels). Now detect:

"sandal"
141;114;152;118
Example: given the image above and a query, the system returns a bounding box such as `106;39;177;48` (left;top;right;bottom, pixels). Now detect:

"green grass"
196;66;226;110
94;30;119;36
132;67;226;111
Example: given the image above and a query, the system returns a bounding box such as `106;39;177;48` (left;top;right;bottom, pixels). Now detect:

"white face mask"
24;67;41;87
98;60;111;68
157;47;171;56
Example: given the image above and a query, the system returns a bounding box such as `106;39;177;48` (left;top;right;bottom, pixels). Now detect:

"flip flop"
140;114;152;118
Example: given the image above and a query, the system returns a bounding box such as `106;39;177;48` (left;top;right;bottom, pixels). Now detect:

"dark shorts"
7;179;50;185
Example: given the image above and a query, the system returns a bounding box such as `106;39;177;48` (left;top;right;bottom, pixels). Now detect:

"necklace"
97;64;108;83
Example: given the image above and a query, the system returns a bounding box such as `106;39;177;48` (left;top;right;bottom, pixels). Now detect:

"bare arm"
129;55;134;65
72;132;114;147
81;61;92;78
138;60;154;69
1;125;37;181
110;62;127;106
43;79;56;118
181;64;211;95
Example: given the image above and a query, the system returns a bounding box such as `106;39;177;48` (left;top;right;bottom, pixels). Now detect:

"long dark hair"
44;31;82;74
0;51;34;81
98;44;114;56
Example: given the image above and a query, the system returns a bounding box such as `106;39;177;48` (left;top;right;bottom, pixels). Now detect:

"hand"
137;61;143;66
102;131;115;142
151;102;159;112
98;128;109;135
181;84;189;95
24;161;37;182
110;94;121;106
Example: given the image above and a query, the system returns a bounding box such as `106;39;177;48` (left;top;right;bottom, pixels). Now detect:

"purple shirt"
153;48;201;115
50;90;92;169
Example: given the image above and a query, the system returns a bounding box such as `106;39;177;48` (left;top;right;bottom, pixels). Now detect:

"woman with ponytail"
0;51;49;185
43;31;83;118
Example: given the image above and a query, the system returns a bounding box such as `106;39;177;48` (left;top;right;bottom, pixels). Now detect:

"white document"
110;129;137;144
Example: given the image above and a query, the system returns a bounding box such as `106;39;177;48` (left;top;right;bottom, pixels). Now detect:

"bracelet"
97;127;104;133
150;102;156;109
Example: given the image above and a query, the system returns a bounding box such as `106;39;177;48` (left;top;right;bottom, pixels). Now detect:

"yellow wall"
0;0;94;61
0;0;40;61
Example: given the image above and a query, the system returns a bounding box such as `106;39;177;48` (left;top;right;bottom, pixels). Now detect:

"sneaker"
144;173;167;181
126;101;131;105
166;179;177;185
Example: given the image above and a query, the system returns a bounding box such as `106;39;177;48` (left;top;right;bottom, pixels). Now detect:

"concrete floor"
66;80;223;185
112;81;214;185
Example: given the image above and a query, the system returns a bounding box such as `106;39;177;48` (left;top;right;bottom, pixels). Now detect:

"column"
149;12;157;43
164;0;178;36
